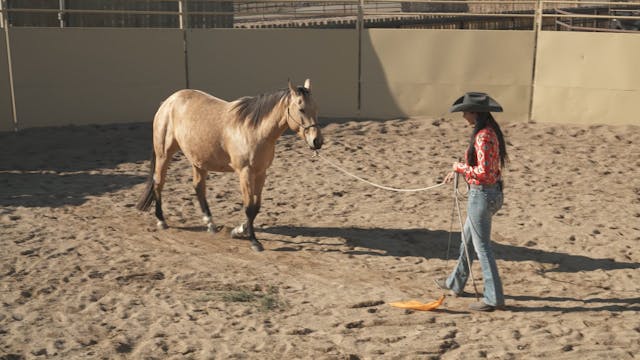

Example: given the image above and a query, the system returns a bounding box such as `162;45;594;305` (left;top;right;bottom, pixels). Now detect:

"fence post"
1;0;18;131
357;0;364;113
179;0;190;89
58;0;66;28
528;0;543;123
178;0;184;29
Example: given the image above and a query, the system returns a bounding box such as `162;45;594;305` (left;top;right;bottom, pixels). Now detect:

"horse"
136;79;323;252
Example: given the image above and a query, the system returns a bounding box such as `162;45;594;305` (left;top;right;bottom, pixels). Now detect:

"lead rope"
313;150;477;299
314;152;447;192
445;172;458;268
452;172;481;301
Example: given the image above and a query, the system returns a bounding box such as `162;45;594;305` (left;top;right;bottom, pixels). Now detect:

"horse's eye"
299;108;305;114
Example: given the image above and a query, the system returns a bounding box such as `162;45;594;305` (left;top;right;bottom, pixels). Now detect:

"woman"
437;92;508;312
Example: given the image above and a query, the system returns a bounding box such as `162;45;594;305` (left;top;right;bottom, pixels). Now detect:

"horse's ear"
288;79;296;93
304;78;312;92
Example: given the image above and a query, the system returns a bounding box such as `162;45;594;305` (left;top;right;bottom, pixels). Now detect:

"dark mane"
231;88;291;126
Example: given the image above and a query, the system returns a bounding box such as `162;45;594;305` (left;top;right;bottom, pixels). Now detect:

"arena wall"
7;28;185;129
532;31;640;125
186;29;359;118
0;29;12;132
1;28;638;130
360;29;535;123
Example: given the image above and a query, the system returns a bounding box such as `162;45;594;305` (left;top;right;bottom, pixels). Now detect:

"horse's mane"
231;87;310;126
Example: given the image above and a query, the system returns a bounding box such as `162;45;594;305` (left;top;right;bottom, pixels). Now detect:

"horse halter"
286;106;319;132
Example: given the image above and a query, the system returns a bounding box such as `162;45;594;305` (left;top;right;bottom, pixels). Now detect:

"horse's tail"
136;148;156;211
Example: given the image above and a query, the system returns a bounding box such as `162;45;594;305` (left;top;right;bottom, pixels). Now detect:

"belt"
469;183;501;190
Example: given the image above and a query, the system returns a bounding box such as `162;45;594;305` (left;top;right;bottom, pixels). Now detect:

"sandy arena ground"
1;117;639;359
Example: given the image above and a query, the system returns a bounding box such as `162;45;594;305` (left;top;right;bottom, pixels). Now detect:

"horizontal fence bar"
542;0;640;5
0;6;539;19
366;0;536;3
2;0;639;29
555;19;640;32
5;8;184;16
362;12;536;17
0;7;539;18
1;11;540;20
1;0;633;5
545;12;640;20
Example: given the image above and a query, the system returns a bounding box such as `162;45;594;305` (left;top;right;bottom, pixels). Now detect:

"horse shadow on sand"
0;172;146;208
263;225;640;313
0;123;151;208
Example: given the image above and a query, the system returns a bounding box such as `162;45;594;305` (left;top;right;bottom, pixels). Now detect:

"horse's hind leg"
153;144;178;230
152;154;169;229
193;166;216;232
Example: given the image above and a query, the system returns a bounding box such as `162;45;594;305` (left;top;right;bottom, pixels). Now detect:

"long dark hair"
466;112;508;167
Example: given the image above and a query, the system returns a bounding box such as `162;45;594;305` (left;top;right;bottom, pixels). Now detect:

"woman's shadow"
263;225;640;313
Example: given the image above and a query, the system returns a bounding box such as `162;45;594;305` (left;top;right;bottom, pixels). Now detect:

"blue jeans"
446;186;504;306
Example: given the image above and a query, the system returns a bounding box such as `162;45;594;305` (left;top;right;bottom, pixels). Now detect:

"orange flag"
389;295;445;311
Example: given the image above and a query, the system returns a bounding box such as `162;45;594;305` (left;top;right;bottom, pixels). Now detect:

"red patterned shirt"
454;127;501;185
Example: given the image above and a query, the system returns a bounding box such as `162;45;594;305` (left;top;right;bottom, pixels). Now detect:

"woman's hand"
443;171;455;184
444;162;463;183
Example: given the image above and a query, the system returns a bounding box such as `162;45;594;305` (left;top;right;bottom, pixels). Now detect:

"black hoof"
251;242;264;252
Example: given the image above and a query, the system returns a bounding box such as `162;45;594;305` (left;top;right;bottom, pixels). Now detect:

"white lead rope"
315;149;480;298
317;150;479;299
315;152;447;193
454;179;481;301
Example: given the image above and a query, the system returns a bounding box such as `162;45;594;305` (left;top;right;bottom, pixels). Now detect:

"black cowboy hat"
449;92;503;113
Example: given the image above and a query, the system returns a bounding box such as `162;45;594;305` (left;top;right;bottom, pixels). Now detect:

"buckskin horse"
136;79;323;252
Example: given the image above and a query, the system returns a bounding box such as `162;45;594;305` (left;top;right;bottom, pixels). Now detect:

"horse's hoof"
203;217;219;233
251;242;264;252
230;224;248;239
230;228;243;239
157;221;168;230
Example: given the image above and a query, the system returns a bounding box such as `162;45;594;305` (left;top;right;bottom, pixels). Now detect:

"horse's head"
286;79;323;150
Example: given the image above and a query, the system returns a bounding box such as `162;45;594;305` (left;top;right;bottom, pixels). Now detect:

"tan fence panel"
532;31;640;125
5;27;638;129
10;28;185;129
361;29;535;122
187;29;358;118
0;29;12;132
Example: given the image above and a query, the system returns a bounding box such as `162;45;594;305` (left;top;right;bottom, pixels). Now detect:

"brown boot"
469;301;504;312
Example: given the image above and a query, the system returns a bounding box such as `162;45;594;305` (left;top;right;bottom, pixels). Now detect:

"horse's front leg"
231;168;265;252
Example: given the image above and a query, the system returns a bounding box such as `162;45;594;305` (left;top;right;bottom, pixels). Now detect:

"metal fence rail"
1;1;638;30
0;0;640;31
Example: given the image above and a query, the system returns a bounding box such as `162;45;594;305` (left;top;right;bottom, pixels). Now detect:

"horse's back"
154;89;230;128
154;89;233;171
161;89;227;114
